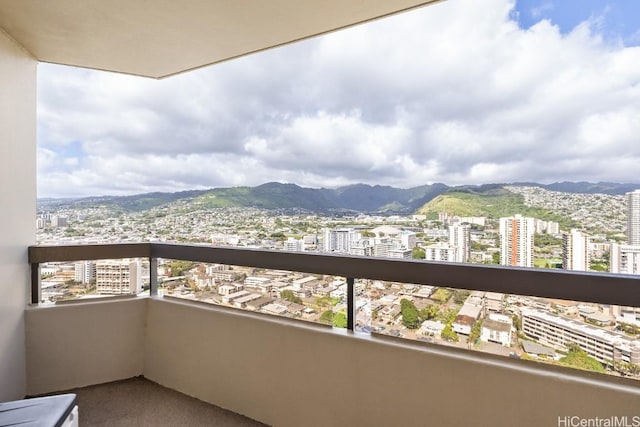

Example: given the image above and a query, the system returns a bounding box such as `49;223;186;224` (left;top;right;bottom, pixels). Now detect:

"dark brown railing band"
29;243;640;318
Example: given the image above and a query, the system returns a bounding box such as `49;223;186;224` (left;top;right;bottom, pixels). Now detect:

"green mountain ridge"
37;181;640;220
417;188;577;228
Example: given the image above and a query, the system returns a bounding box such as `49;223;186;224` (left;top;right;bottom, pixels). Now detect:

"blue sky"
514;0;640;45
37;0;640;197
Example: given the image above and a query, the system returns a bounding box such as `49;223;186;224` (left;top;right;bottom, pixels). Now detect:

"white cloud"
530;2;554;19
37;0;640;197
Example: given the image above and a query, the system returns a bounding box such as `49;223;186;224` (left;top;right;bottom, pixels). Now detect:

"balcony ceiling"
0;0;440;78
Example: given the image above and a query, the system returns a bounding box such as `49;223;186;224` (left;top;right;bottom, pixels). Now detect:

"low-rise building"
521;308;640;367
480;313;513;347
453;303;482;336
95;259;142;295
419;320;446;336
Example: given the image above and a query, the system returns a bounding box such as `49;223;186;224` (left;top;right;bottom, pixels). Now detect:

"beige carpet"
66;377;268;426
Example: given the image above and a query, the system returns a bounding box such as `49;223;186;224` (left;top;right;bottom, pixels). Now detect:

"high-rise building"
322;228;359;253
373;241;394;258
424;244;457;262
627;190;640;245
284;238;303;252
562;229;590;271
50;215;67;227
499;215;535;267
96;259;142;295
535;219;560;235
449;224;470;263
400;231;417;250
610;243;640;275
74;261;96;284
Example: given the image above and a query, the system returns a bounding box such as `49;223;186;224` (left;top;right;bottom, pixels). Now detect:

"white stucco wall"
0;29;36;401
144;298;640;427
25;298;147;395
22;296;640;424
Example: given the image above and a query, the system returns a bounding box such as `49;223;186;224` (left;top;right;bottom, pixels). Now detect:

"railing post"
149;257;158;296
31;262;41;304
347;277;355;331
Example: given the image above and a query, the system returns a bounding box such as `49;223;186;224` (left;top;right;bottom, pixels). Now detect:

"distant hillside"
417;187;577;228
194;183;338;211
517;181;640;195
193;182;451;213
38;189;210;211
37;181;640;216
319;183;449;212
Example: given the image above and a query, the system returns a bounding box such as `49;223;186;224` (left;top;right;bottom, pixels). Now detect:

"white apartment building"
388;249;411;259
455;216;486;226
424;244;457;262
373;241;394;258
284;237;303;252
449;224;470;263
50;215;67;227
95;259;142;295
205;264;237;282
349;241;374;257
400;231;417;250
521;308;640;367
535;219;559;235
562;229;590;271
610;243;640;275
627;190;640;245
322;227;359;253
74;261;96;284
499;215;535;268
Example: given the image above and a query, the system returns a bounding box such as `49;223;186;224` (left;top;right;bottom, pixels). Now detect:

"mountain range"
38;181;640;214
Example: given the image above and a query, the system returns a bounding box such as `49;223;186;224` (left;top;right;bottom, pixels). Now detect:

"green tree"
431;288;452;304
512;314;522;333
452;290;471;305
400;299;421;329
361;230;376;238
412;247;426;259
468;319;483;344
270;232;287;241
320;310;334;325
492;252;501;264
168;260;195;277
441;323;459;342
333;312;347;328
534;233;562;247
470;241;489;251
419;304;439;321
559;343;605;374
280;290;302;304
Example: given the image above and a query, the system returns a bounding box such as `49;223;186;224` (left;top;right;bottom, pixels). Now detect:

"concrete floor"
67;377;267;426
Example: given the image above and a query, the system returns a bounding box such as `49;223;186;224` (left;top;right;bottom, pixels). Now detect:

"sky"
37;0;640;198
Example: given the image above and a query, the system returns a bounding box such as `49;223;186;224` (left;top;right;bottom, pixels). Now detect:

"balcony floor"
67;377;267;426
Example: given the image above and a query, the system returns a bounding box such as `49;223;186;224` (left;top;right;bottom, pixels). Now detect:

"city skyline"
38;0;640;198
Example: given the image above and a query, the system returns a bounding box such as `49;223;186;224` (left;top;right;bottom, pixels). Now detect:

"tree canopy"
400;298;421;329
280;290;302;304
412;247;426;259
559;343;605;373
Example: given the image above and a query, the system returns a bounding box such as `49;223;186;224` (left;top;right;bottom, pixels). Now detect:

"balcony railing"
29;242;640;332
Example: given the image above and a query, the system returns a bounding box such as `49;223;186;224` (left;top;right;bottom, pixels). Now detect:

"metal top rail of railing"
29;243;640;330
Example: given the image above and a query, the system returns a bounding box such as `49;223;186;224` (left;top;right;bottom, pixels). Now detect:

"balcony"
65;377;265;426
23;243;640;426
1;1;640;425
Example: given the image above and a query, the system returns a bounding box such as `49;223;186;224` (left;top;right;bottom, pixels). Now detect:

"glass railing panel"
158;258;348;328
357;282;640;380
39;258;148;303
